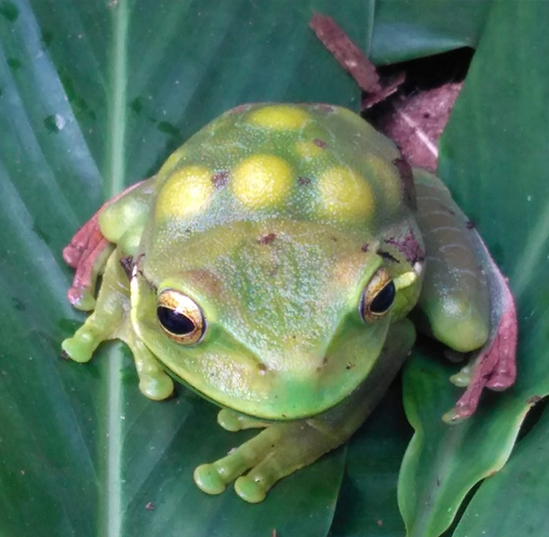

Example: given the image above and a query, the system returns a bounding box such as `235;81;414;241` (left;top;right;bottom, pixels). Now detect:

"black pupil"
157;307;196;335
370;281;396;314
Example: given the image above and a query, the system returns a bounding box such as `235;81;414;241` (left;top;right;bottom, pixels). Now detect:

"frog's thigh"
413;169;489;352
62;249;129;363
195;320;415;503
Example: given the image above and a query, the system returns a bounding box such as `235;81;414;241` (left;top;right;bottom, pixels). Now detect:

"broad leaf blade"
398;2;549;536
452;405;549;537
370;0;491;63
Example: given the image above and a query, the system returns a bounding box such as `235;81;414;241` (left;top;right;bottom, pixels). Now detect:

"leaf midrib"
104;2;129;537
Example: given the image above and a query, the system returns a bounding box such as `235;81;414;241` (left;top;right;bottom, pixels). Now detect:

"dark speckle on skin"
331;236;338;242
258;233;276;245
212;171;229;188
119;256;134;280
466;220;475;229
345;362;354;370
527;395;542;405
385;230;425;265
377;249;400;263
313;138;327;148
297;176;311;186
361;243;369;252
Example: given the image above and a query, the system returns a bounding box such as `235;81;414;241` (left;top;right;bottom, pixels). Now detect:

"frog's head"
130;219;423;420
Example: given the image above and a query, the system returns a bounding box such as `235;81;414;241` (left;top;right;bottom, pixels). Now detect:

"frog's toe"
235;475;267;503
194;463;227;495
67;286;97;312
61;334;95;363
217;409;270;432
138;372;174;401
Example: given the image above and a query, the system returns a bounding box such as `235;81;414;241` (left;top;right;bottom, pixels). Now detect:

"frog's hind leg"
63;180;149;311
62;247;174;401
413;169;517;421
65;233;114;311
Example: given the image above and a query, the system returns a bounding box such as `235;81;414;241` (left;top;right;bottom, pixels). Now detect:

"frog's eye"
360;268;396;322
157;290;205;344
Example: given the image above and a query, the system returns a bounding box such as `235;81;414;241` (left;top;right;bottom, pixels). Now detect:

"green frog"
61;103;516;503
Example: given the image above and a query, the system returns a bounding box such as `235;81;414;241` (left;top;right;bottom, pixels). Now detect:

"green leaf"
330;383;413;537
397;2;549;536
3;0;548;536
452;404;549;537
370;0;491;63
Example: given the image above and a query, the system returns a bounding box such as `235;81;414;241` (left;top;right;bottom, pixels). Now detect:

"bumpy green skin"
62;104;489;502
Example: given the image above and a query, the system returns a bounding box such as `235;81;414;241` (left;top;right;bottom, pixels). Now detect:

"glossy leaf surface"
1;1;547;537
398;2;549;536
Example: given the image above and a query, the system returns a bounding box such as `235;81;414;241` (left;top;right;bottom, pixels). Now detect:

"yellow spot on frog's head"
155;165;214;220
246;105;311;130
365;155;402;208
317;166;375;221
232;154;293;209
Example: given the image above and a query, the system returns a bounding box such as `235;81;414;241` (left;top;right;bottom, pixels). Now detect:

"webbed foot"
194;419;342;503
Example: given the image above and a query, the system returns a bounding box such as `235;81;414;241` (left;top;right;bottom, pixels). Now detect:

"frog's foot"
444;291;518;423
62;311;173;400
217;409;270;432
194;419;344;503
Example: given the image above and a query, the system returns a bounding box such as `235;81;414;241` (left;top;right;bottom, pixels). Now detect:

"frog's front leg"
194;320;415;503
62;247;174;401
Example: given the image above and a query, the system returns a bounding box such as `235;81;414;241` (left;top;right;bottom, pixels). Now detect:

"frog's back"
152;103;413;238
